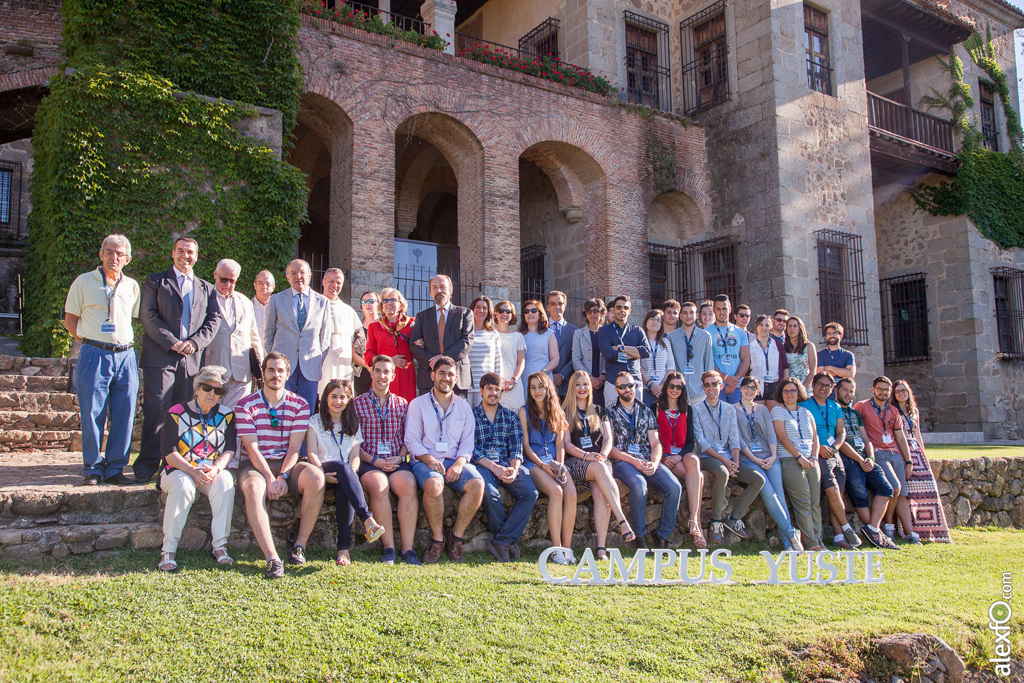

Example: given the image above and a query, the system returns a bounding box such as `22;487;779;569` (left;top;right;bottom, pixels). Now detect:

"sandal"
596;547;608;561
364;520;385;544
158;552;177;572
689;519;707;549
336;550;351;567
617;518;636;543
211;547;234;566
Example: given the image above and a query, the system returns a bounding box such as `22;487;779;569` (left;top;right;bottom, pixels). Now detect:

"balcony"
867;92;957;177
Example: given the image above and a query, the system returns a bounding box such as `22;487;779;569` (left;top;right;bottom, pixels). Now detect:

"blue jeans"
479;467;539;545
411;460;482;492
611;460;682;540
841;454;895;508
721;384;742;404
285;369;320;414
743;457;797;546
77;343;138;478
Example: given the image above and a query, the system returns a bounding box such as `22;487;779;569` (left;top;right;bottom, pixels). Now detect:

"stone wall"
933;456;1024;528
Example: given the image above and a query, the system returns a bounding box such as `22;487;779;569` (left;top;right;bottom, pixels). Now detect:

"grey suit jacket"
203;292;264;383
263;287;332;381
572;326;605;378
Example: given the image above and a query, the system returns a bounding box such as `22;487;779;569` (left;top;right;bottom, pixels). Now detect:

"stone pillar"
421;0;456;55
561;0;619;83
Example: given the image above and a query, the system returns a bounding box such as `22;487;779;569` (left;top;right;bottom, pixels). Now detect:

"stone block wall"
932;456;1024;528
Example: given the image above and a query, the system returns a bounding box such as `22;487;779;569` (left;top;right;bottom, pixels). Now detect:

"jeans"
322;461;373;550
780;456;822;546
720;384;742;404
285;369;320;414
743;458;797;544
479;468;539;545
77;343;139;479
841;454;895;508
611;460;682;540
411;460;483;493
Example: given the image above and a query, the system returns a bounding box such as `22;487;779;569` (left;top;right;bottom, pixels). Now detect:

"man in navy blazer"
545;290;578;399
409;274;474;396
135;236;222;483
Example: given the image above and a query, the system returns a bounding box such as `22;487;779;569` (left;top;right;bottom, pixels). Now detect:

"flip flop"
689;519;707;549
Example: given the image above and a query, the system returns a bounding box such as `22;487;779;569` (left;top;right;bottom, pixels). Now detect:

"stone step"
0;409;81;431
0;391;78;412
0;430;82;452
0;355;70;377
0;375;71;391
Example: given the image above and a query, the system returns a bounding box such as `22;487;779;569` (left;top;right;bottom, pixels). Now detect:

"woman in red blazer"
364;287;416;402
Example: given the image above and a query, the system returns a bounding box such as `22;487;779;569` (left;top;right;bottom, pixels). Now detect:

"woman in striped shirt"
771;377;823;551
467;295;503;408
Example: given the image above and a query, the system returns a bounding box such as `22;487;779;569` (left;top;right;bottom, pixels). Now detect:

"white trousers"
161;469;236;553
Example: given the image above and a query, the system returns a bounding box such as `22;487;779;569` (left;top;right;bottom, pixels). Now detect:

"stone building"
2;0;1024;438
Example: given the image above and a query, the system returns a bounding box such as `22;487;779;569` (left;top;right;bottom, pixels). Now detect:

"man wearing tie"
262;259;332;412
409;274;474;397
203;259;264;409
546;290;578;399
136;236;222;484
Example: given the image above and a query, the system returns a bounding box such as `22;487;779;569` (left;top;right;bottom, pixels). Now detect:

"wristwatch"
279;471;291;481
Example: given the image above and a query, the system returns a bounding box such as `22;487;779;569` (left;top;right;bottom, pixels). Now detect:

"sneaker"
103;473;133;486
880;534;901;550
380;547;397;565
508;542;521;561
789;529;804;553
563;548;578;564
550;549;571;565
904;531;923;545
486;538;510;563
287;545;306;565
709;521;725;544
265;558;285;579
400;549;422;566
843;526;863;548
862;525;889;549
723;517;748;540
833;538;853;550
883;523;896;541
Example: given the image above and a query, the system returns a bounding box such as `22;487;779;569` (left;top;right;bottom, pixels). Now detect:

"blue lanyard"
871;401;892;436
429;394;451;438
370;392;391;427
196;404;217;454
757;338;772;372
714;325;730;350
811;399;831;433
327;423;345;457
612;323;627;350
683;326;695;361
481;409;499;448
785;407;805;441
627;405;638;442
740;403;756;435
664;410;681;448
900;408;915;433
97;267;123;322
651;339;659;363
704;401;723;441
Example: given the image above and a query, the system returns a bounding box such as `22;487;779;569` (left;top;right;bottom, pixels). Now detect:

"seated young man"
234;351;326;579
472;372;539;562
404;356;485;563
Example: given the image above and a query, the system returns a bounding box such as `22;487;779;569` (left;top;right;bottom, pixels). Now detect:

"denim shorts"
411;459;482;493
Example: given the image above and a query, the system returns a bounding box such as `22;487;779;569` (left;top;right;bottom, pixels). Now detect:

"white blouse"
308;414;363;464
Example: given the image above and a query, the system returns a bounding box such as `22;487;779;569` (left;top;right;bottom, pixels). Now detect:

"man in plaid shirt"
353;356;421;566
471;373;539;563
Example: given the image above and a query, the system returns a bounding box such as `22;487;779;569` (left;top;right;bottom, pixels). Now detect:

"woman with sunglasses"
749;314;789;408
467;295;503;408
561;370;635;560
494;300;527;411
519;372;576;565
640;309;674;408
351;291;379;397
738;377;802;551
519;299;558;383
772;377;824;551
306;379;385;565
365;287;416;402
158;365;238;572
655;371;706;548
571;298;608;407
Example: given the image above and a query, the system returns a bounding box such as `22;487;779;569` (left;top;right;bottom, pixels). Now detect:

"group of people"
63;234;933;579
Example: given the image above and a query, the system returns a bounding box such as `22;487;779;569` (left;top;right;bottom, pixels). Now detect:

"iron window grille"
992;266;1024;359
648;237;738;310
804;4;832;96
520;244;547;303
0;161;23;245
624;11;672;112
393;239;474;314
324;0;428;34
680;1;729;116
519;17;560;60
980;81;999;152
879;273;930;363
814;229;868;346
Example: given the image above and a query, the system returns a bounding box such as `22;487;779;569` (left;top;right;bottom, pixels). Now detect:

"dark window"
815;229;868;346
0;161;23;245
980;81;999;151
648;237;737;309
993;267;1024;359
880;274;930;363
624;11;672;111
804;5;831;95
519;17;559;60
680;1;729;116
521;243;547;303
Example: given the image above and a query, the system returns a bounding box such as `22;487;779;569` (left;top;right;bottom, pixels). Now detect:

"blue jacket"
597;322;651;380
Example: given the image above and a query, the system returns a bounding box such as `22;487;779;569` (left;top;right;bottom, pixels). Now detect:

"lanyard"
811;399;831;434
664;410;680;448
757;338;772;373
651;339;659;363
429;394;451;438
260;390;285;439
785;406;805;441
704;401;723;441
900;408;915;433
740;403;757;436
328;424;346;457
370;392;394;444
714;325;730;350
612;323;627;350
196;404;217;455
626;404;638;443
481;409;499;449
97;267;123;322
683;326;695;361
872;400;892;436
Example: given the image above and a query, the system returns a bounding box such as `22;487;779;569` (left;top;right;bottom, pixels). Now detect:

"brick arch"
0;66;58;95
395;141;456;239
638;172;710;231
646;190;708;246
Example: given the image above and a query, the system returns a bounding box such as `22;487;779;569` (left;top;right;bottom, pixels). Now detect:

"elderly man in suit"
136;236;222;484
263;258;332;412
546;290;578;399
409;274;474;397
204;259;264;408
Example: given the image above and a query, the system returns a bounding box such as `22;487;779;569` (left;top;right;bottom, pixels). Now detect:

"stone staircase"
0;357;83;452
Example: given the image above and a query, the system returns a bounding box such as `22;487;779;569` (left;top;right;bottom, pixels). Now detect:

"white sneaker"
562;548;578;564
790;529;804;553
550;549;571;565
883;523;896;540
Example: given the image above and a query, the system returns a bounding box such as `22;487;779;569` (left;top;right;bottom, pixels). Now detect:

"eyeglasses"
496;308;512;315
741;384;758;391
586;309;605;315
703;382;721;388
814;382;835;389
524;309;540;315
101;249;129;259
666;384;684;391
360;298;378;305
382;297;399;304
199;383;226;396
616;383;636;390
781;388;799;395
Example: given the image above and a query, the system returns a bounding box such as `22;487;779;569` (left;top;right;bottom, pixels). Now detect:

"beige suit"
204;292;264;408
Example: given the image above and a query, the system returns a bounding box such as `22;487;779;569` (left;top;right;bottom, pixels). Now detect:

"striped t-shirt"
234;390;310;462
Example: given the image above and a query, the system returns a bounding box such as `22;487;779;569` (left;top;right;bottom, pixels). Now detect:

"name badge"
195;459;213;468
715;442;727;454
617;352;628;363
627;444;641;455
763;374;773;383
377;444;392;456
827;435;836;447
800;439;813;455
882;433;894;445
435;441;449;454
683;365;695;375
749;441;764;453
487;450;501;461
579;435;593;449
100;322;117;334
670;446;682;455
908;438;920;451
853;436;864;449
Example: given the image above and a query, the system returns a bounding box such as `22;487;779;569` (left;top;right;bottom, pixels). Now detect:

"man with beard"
409;274;474;397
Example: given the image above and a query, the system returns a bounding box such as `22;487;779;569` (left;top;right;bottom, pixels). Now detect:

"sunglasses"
666;384;684;391
382;297;399;304
586;309;605;315
360;298;377;305
616;383;636;390
737;313;750;318
703;382;721;388
267;406;279;428
496;308;512;315
524;309;540;314
200;383;226;396
615;305;630;310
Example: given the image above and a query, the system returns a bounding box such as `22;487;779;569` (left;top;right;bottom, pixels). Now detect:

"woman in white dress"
466;295;503;407
494;300;527;411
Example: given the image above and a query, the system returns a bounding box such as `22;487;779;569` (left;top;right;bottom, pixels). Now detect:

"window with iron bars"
993;267;1024;359
624;11;672;112
680;1;728;116
648;237;738;310
520;243;547;303
519;17;559;60
879;273;930;363
980;81;999;152
804;5;832;96
0;161;23;245
815;229;868;346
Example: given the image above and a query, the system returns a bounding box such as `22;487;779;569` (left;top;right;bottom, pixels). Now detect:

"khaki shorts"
237;459;314;496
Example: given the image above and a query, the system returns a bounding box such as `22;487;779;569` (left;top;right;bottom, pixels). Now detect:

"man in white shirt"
204;259;264;408
252;269;275;342
319;267;362;396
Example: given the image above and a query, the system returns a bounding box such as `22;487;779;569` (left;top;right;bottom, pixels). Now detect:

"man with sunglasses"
64;234;142;486
665;301;714;407
234;352;324;579
771;309;790;344
571;298;607;406
607;371;682;550
596;295;652;407
733;304;752;332
203;259;264;409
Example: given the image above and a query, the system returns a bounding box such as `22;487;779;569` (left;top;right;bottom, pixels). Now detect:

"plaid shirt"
471;404;523;467
353;392;408;459
606;400;658;461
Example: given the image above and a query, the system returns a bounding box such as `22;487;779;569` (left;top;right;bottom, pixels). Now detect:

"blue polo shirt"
800;397;841;445
709;323;748;377
817;346;855;372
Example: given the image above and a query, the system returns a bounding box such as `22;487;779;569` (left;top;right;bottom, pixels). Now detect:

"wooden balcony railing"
867;91;955;155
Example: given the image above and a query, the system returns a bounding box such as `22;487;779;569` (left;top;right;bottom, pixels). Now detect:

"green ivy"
642;127;678;195
300;1;447;51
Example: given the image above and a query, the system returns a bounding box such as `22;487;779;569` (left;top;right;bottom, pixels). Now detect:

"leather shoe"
423;539;444;564
444;528;465;562
486;537;510;563
103;473;133;486
82;474;101;486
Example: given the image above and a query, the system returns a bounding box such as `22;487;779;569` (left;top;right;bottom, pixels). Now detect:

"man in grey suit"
263;259;331;412
409;274;474;396
204;259;264;409
546;290;578;399
136;236;222;483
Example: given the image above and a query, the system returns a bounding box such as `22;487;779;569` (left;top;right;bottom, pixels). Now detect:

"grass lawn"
922;443;1024;460
1;529;1020;682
